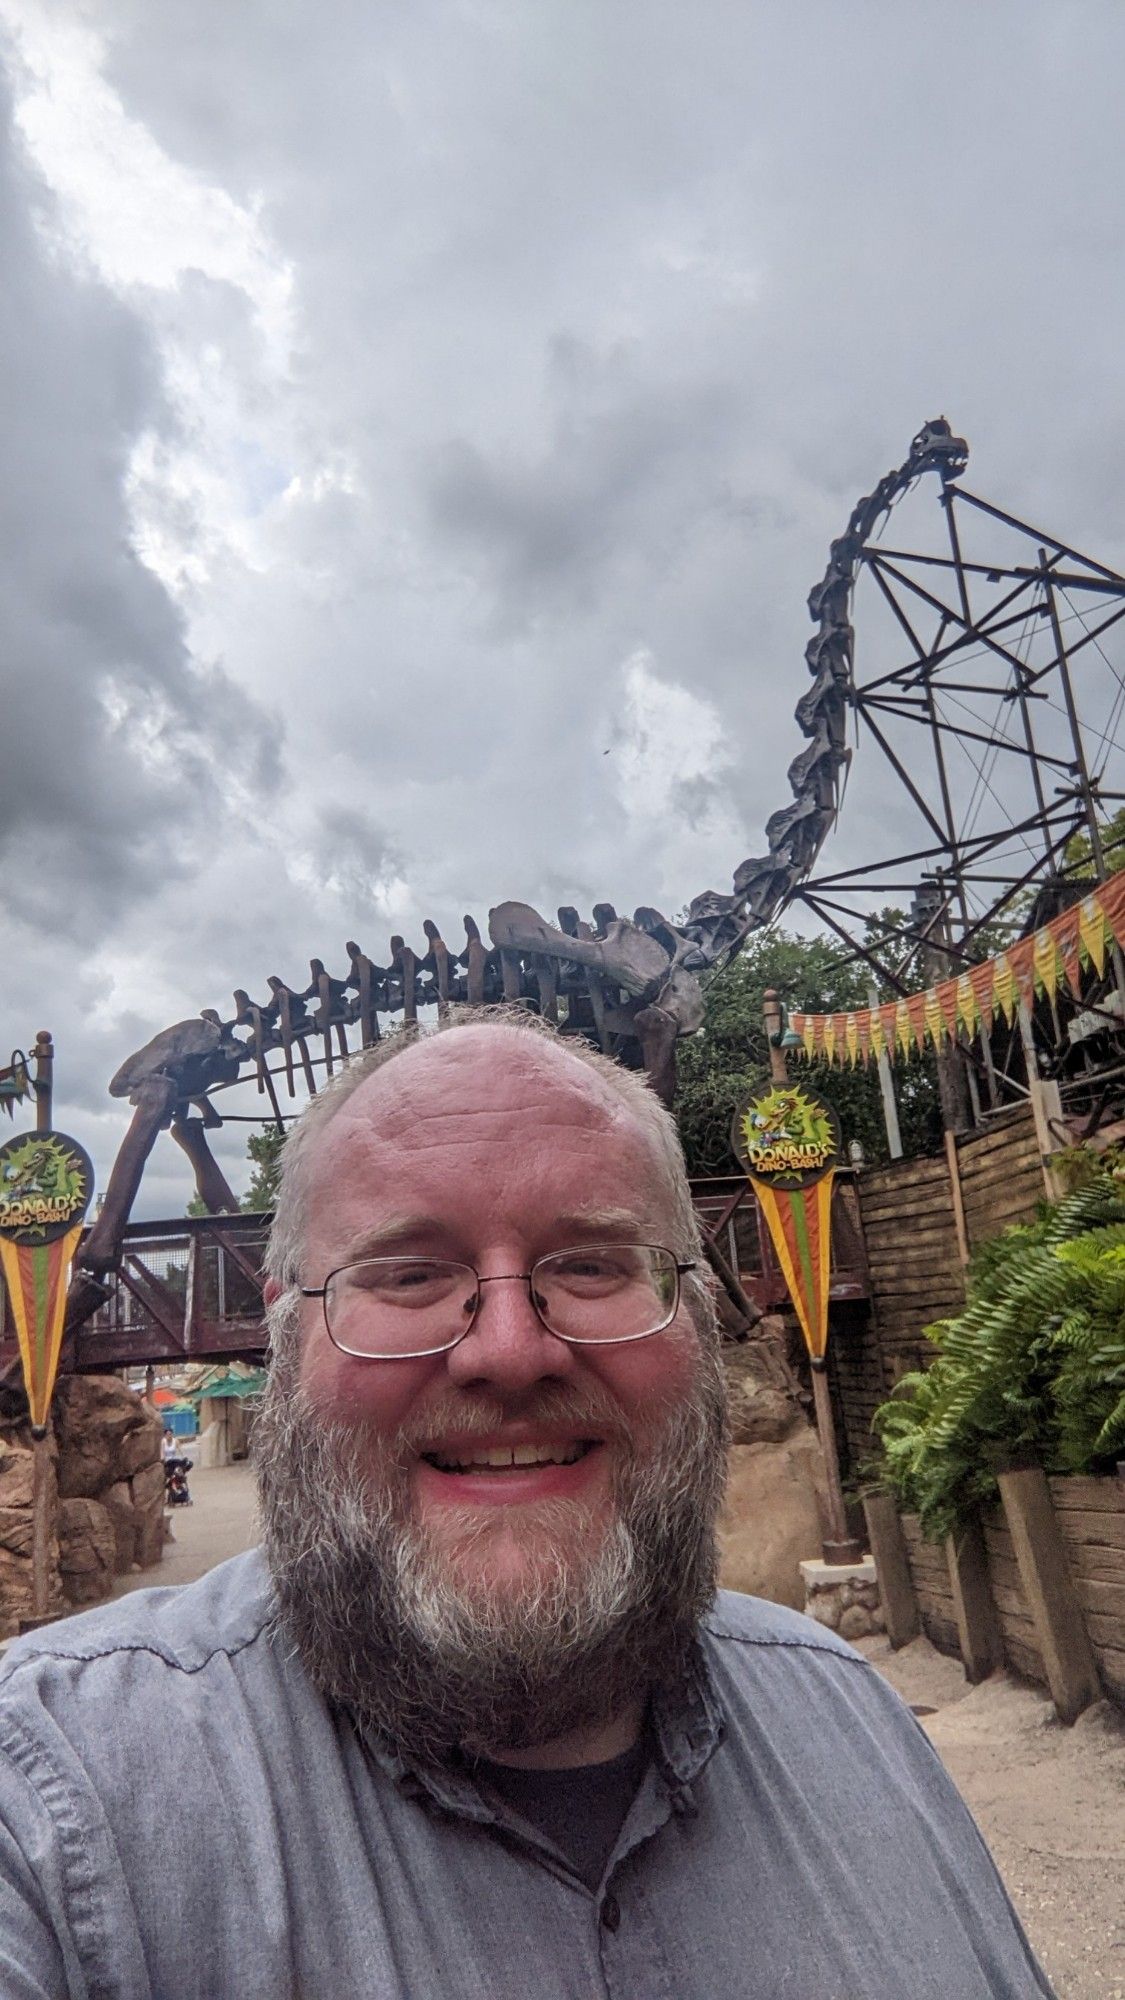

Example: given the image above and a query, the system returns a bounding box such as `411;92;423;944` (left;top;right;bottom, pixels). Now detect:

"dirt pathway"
859;1631;1125;2000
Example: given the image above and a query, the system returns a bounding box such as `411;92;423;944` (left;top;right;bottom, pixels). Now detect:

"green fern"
871;1170;1125;1538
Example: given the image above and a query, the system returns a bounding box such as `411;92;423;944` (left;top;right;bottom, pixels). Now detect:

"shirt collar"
355;1626;724;1821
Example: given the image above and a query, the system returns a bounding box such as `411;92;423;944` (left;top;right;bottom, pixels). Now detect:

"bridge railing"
0;1213;271;1376
1;1180;870;1377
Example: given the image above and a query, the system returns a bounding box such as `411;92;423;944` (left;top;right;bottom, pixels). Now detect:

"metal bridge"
1;1181;870;1379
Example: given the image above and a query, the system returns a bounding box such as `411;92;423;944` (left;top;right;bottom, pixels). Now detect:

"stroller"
164;1456;193;1507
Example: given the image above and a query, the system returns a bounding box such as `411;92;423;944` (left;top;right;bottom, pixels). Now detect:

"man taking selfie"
0;1016;1052;1996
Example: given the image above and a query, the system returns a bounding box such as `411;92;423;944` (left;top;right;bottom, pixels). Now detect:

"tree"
674;925;943;1178
242;1126;287;1211
185;1124;287;1216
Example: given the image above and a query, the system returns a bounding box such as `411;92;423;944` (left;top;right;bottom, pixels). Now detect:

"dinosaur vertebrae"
107;903;707;1112
109;421;969;1115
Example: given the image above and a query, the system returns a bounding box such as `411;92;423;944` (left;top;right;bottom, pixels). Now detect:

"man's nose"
443;1274;579;1395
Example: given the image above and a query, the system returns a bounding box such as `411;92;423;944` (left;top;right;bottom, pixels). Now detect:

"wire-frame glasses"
300;1243;695;1360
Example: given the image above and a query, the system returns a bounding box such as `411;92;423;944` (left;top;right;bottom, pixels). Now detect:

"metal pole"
1040;547;1125;1007
1041;548;1110;875
867;984;903;1158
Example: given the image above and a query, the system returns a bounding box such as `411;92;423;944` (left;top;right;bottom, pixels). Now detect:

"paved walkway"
81;1470;1125;1997
110;1461;259;1600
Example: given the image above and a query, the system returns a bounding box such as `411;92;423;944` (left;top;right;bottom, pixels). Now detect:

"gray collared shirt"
0;1550;1052;1999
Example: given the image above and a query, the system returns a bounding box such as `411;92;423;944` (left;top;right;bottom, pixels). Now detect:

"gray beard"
254;1311;728;1766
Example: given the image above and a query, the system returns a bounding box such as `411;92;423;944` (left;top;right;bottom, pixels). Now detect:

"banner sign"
788;868;1125;1067
731;1083;840;1362
0;1129;94;1435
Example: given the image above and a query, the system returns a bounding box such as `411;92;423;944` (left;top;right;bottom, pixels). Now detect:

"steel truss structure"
786;438;1125;1106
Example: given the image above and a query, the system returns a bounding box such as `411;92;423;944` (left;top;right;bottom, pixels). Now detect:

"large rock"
0;1506;34;1558
130;1459;165;1512
723;1320;806;1446
55;1376;161;1498
0;1438;35;1509
130;1458;167;1570
119;1423;162;1479
718;1425;828;1610
99;1480;139;1574
58;1497;118;1605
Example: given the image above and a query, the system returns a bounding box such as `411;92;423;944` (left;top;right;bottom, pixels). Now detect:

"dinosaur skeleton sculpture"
72;420;968;1318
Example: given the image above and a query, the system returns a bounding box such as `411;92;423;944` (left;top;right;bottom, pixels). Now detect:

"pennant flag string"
788;866;1125;1068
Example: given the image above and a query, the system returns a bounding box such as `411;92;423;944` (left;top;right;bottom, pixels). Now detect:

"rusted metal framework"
793;454;1125;995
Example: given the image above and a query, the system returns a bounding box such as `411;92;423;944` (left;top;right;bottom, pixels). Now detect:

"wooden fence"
846;1106;1048;1424
879;1473;1125;1721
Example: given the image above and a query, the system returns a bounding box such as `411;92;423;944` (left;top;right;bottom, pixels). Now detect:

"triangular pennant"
0;1225;84;1432
1053;910;1084;998
937;978;960;1042
923;987;944;1047
1032;927;1060;1002
844;1013;859;1066
956;971;979;1036
752;1175;835;1360
1097;870;1125;950
969;960;996;1032
1078;894;1108;978
905;993;927;1051
856;1011;872;1065
1007;937;1037;1009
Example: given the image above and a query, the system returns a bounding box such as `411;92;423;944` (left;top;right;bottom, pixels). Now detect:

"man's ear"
263;1277;282;1307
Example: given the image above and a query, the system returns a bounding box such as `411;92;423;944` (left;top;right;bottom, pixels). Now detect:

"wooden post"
997;1466;1102;1723
810;1360;863;1563
867;985;902;1160
762;990;789;1083
33;1029;53;1133
945;1519;1002;1682
1017;1003;1066;1200
30;1433;51;1620
943;1131;970;1266
862;1492;920;1647
28;1032;55;1623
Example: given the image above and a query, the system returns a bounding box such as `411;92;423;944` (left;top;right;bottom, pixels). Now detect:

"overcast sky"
4;0;1125;1216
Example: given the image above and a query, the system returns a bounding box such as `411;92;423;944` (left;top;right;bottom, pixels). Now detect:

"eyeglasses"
299;1243;695;1360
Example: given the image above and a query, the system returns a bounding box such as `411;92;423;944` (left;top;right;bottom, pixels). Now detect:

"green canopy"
182;1363;268;1403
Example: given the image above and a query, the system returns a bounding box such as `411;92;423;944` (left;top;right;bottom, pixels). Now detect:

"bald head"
264;1012;703;1298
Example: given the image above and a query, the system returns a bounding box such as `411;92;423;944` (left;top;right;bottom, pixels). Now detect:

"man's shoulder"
0;1547;275;1697
702;1587;869;1665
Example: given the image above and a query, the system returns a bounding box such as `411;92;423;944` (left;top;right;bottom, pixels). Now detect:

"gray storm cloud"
3;0;1125;1211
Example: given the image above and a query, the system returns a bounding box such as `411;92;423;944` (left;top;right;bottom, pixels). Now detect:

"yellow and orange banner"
730;1082;840;1362
0;1130;93;1435
789;869;1125;1067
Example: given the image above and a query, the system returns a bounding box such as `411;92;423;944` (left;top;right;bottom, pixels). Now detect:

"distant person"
0;1016;1054;1996
161;1425;177;1461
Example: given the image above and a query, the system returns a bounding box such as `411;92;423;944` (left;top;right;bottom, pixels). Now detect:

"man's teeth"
425;1442;592;1471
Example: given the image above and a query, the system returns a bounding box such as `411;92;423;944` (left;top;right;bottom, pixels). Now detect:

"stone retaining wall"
0;1376;164;1636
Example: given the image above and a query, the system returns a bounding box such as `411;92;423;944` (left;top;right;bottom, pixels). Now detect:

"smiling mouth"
420;1441;598;1473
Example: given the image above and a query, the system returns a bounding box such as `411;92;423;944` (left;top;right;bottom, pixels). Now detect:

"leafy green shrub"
871;1176;1125;1539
